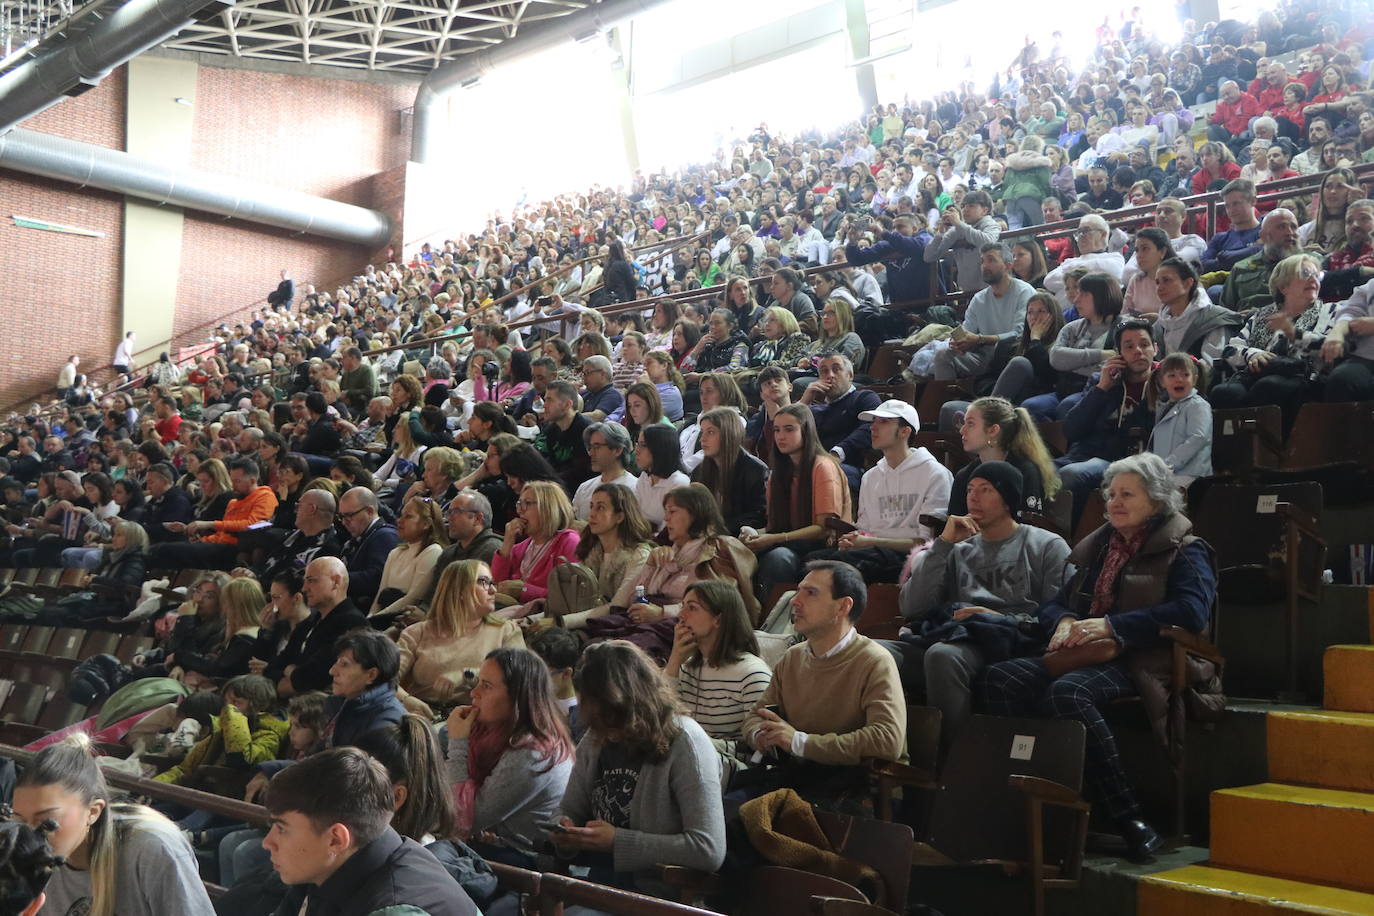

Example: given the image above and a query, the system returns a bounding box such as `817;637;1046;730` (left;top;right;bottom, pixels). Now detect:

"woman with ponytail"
11;737;214;916
951;397;1061;516
444;647;574;866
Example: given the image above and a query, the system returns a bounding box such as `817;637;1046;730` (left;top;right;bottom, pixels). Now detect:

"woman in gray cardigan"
447;648;575;867
553;641;726;897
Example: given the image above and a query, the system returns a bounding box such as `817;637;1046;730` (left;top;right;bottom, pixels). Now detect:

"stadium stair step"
1267;710;1374;794
1137;613;1374;915
1209;783;1374;895
1139;864;1374;915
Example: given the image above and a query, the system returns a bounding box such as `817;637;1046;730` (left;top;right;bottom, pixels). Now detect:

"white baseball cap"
860;399;920;429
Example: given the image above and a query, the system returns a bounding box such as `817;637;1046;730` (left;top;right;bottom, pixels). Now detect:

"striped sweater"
676;653;773;740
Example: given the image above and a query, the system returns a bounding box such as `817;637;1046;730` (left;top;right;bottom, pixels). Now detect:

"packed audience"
2;0;1373;912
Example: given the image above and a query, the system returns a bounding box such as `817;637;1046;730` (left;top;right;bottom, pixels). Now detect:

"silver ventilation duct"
0;128;392;247
0;0;235;135
411;0;673;165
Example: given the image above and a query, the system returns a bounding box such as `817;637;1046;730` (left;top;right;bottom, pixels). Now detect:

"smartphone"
538;820;570;833
764;704;782;718
824;516;859;536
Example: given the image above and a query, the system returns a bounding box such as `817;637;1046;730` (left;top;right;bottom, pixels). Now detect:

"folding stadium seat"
18;626;54;657
0;682;49;726
1194;481;1323;700
857;584;903;641
47;628;86;661
77;631;121;660
1210;406;1282;479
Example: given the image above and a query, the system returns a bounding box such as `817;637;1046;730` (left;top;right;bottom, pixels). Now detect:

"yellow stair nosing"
1271;709;1374;726
1215;781;1374;810
1142;865;1374;915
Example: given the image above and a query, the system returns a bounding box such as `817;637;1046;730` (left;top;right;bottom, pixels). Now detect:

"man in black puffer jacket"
264;748;479;916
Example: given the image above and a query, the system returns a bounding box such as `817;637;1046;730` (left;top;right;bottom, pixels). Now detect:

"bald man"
263;556;366;698
238;488;343;585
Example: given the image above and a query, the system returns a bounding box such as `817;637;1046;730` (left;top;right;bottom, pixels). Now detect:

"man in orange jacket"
148;456;278;569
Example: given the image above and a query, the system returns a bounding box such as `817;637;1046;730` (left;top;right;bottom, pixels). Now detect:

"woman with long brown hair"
741;404;853;604
552;641;725;895
689;406;767;535
445;647;574;867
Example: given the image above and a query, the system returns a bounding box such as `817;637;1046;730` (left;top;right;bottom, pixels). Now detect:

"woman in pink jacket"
491;480;580;606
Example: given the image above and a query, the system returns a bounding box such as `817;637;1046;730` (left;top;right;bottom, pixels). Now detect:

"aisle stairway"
1138;609;1374;915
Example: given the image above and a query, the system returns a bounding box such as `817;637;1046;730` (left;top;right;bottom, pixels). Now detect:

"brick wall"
0;70;127;407
0;60;415;409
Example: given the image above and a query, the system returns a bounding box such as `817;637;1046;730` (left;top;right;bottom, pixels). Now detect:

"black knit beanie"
970;460;1024;519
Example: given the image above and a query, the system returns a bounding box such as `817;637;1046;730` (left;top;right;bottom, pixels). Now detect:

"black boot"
1117;817;1162;861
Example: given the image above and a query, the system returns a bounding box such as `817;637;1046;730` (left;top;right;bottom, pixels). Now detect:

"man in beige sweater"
743;560;906;802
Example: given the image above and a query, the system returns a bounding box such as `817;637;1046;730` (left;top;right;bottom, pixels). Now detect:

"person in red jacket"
1252;61;1290;113
1208;81;1263;146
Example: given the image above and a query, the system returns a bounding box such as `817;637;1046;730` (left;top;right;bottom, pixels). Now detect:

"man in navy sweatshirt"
844;214;943;308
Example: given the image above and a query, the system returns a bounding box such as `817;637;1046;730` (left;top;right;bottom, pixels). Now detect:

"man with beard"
1321;199;1374;302
1221;208;1302;311
1058;319;1158;528
932;245;1033;380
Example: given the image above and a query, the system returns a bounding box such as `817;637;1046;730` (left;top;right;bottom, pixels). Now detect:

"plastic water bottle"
634;585;647;605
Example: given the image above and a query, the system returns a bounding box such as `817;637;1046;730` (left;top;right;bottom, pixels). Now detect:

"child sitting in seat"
153;674;286;844
1148;352;1213;488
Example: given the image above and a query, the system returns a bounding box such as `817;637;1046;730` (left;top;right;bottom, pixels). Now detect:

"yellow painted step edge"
1141;865;1374;915
1271;709;1374;726
1215;782;1374;810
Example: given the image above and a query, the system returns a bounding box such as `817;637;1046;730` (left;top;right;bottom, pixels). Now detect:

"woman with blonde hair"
192;457;233;520
491;480;580;605
166;576;265;683
746;306;810;370
12;737;214;916
369;496;449;623
395;560;525;717
640;350;686;421
374;409;426;490
951;396;1061;516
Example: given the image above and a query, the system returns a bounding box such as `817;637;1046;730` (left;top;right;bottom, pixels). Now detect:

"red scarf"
1089;526;1149;618
466;721;513;790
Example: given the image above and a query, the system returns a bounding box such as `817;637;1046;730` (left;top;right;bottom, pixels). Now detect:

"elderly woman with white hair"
980;452;1217;862
1208;252;1338;433
1043;214;1126;310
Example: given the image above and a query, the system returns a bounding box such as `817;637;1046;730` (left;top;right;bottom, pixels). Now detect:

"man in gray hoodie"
886;462;1071;744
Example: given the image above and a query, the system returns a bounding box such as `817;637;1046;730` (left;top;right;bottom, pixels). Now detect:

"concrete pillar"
608;26;640;174
123;55;198;370
843;0;879;114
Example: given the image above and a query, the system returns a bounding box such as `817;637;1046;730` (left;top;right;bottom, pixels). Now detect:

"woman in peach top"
740;404;853;606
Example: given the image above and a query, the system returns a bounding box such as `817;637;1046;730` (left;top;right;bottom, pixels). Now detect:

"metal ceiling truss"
159;0;591;72
2;0;593;75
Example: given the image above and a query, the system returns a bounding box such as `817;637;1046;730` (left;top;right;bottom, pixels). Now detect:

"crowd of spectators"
2;1;1373;913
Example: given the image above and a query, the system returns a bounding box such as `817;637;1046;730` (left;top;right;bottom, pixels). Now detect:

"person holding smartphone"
1056;318;1158;529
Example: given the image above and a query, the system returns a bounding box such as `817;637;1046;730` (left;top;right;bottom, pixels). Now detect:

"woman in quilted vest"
542;483;653;631
576;484;760;661
979;452;1217;862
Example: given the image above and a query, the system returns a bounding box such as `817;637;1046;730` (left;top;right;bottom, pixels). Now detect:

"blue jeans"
755;540;826;607
218;827;269;887
1058;457;1111;528
1022;390;1084;423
